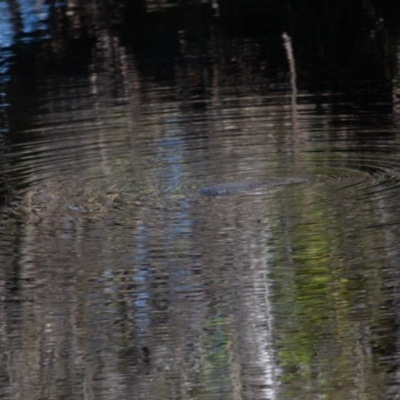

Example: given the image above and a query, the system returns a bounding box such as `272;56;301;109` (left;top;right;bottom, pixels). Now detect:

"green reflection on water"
271;189;387;399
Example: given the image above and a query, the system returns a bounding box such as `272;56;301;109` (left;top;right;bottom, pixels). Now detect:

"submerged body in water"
197;178;306;196
197;182;264;196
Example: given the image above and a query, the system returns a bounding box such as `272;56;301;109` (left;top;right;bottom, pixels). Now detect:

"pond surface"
1;1;400;399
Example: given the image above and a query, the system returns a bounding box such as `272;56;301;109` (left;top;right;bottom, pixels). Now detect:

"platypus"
197;182;264;196
197;178;306;197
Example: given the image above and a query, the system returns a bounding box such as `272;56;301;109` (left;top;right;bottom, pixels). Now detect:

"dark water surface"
1;1;400;399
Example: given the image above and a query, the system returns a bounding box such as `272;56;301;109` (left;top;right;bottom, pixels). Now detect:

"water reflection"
1;1;400;399
0;0;50;83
